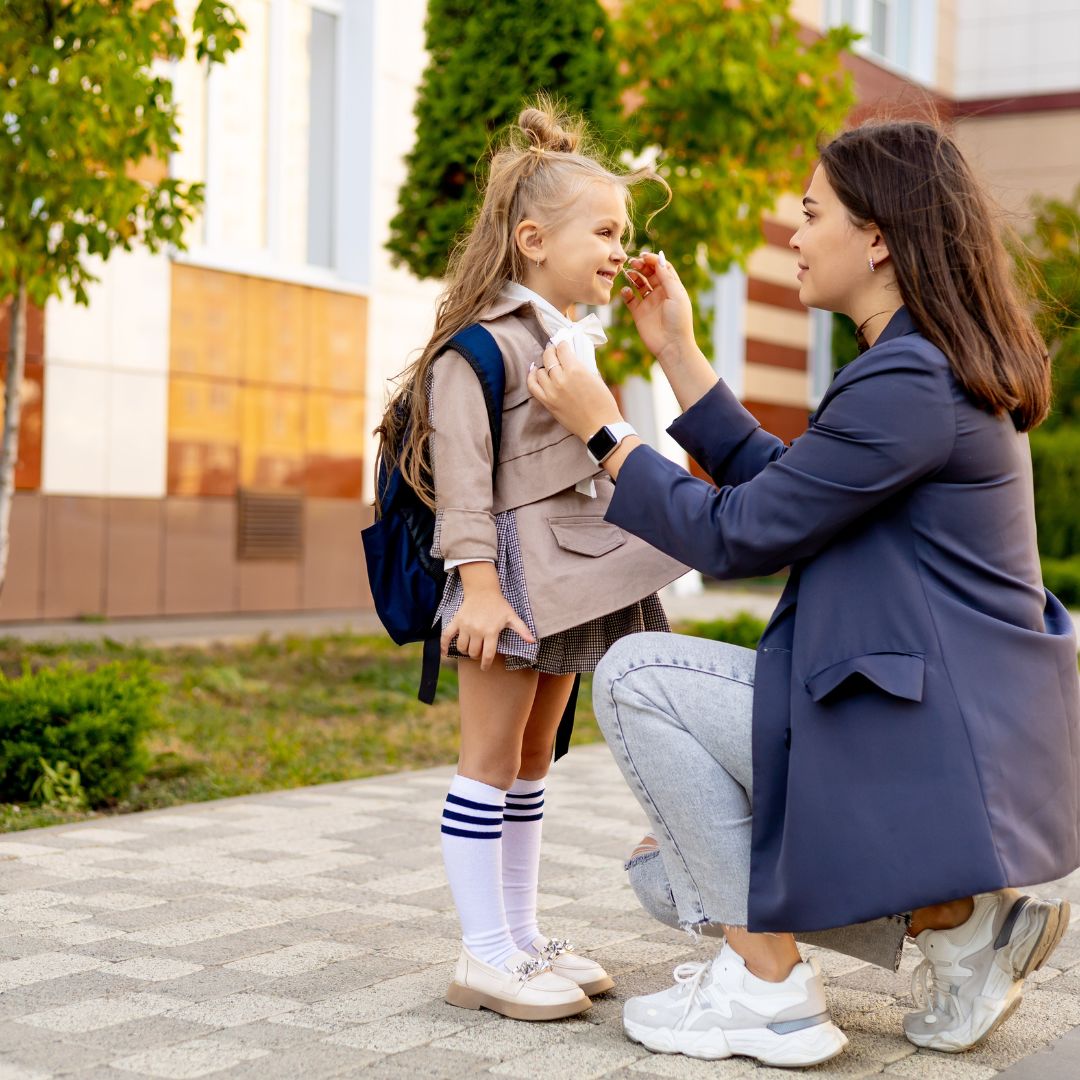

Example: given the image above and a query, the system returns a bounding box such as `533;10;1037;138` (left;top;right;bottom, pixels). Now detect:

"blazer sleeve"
430;350;498;563
667;377;789;486
605;349;956;579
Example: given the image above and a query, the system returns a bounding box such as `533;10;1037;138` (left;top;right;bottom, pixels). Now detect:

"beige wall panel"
163;498;237;614
302;499;373;610
748;245;802;289
745;301;811;351
42;497;106;619
743;363;810;409
282;0;313;265
238;560;302;612
954;111;1080;218
771;192;807;230
0;493;43;621
105;500;164;618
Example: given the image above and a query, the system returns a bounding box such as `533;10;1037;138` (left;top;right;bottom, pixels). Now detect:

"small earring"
868;256;876;273
535;256;542;269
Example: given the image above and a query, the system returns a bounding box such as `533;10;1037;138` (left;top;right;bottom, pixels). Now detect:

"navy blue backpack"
362;325;506;703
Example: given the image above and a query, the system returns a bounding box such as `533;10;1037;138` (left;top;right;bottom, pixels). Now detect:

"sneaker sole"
905;986;1024;1053
624;1016;849;1067
1010;898;1070;979
445;981;591;1021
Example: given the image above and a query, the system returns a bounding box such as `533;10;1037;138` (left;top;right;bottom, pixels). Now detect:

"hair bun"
518;106;581;154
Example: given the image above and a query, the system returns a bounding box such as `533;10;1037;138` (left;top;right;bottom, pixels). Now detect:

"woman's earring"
868;256;876;273
536;256;542;269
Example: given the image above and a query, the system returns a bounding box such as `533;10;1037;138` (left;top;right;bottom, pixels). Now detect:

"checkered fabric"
435;507;669;675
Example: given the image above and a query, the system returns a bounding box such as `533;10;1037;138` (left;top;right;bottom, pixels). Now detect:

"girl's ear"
515;219;544;262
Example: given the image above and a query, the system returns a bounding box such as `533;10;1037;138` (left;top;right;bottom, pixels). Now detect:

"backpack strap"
418;324;507;705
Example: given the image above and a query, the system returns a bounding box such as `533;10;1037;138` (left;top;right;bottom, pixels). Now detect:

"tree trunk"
0;280;28;600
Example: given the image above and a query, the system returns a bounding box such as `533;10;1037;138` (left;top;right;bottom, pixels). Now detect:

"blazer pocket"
805;651;925;704
549;516;628;558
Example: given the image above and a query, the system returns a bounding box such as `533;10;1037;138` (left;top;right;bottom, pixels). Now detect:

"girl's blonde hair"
374;94;669;512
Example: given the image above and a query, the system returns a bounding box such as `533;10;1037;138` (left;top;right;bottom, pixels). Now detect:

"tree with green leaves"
607;0;856;380
0;0;244;595
387;0;624;279
1022;185;1080;428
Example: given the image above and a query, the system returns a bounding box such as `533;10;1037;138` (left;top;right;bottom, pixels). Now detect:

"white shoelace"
911;957;953;1022
671;961;713;1027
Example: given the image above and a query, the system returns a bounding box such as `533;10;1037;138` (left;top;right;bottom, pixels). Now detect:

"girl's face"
789;165;877;317
530;182;629;312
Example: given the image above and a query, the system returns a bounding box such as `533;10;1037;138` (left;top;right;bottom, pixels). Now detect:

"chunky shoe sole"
624;1016;848;1067
578;974;615;996
905;897;1071;1053
445;981;591;1021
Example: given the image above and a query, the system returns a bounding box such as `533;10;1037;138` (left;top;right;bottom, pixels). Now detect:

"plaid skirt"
436;507;669;674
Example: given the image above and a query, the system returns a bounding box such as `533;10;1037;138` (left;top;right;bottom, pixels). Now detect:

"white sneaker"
904;891;1070;1052
623;943;848;1067
445;946;591;1021
533;936;614;997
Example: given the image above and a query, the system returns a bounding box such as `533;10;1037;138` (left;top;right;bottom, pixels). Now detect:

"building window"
194;0;372;287
710;265;747;399
307;6;339;269
826;0;933;84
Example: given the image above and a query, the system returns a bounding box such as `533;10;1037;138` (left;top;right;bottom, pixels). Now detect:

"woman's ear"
515;219;544;263
868;228;891;270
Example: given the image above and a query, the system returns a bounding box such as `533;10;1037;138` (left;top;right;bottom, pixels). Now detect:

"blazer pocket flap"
806;652;925;704
503;383;533;409
549;517;627;558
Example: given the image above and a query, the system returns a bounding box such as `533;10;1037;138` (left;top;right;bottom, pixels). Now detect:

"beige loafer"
445;946;591;1021
534;936;614;997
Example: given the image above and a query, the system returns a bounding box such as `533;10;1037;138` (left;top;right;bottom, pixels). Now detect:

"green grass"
0;633;601;834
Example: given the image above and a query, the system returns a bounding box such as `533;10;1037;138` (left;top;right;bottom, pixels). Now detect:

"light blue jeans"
593;632;908;970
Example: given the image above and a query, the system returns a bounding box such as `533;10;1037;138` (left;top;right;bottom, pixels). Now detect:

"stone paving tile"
1;745;1079;1079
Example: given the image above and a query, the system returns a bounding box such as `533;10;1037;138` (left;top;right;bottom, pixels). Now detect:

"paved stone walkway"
1;744;1079;1080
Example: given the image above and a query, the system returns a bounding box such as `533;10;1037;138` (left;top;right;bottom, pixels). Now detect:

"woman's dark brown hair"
819;121;1051;431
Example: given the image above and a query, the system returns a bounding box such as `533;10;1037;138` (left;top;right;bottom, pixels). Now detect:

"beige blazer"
430;293;687;637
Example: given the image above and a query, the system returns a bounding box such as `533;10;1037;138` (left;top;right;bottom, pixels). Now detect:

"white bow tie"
501;284;607;497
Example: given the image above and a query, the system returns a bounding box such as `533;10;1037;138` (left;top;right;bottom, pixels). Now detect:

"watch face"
587;426;618;462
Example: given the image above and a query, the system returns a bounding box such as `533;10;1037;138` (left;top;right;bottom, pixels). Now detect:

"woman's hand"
441;564;534;671
621;252;696;367
526;339;623;442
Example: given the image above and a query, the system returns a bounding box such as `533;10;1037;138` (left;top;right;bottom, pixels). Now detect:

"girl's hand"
441;583;534;671
527;338;623;442
621;252;696;367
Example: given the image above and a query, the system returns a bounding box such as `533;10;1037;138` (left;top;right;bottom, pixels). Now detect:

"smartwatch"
586;422;638;466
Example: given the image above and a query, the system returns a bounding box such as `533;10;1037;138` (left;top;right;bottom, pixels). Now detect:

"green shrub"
0;662;162;808
1042;556;1080;608
1031;427;1080;559
680;613;767;650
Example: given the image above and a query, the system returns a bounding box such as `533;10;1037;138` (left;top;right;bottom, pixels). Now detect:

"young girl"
376;99;686;1020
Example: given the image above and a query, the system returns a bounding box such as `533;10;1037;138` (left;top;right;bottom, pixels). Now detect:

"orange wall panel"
170;264;245;379
309;290;366;392
240;385;306;491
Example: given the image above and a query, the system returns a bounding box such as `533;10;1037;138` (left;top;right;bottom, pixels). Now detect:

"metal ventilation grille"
237;491;303;560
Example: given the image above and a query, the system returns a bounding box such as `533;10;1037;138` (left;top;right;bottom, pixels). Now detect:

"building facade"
1;0;1077;621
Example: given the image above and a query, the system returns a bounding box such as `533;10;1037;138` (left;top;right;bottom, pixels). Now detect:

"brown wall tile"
105;500;164;618
0;493;43;621
0;358;43;490
42;497;107;619
237;560;302;612
302;499;373;610
163;497;237;614
0;296;44;363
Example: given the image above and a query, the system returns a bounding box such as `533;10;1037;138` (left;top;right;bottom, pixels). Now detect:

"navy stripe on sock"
503;812;544;822
505;790;544;800
441;825;502;839
446;792;503;812
504;799;543;811
442;809;502;827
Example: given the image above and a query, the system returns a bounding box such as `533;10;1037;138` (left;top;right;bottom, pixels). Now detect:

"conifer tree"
387;0;622;279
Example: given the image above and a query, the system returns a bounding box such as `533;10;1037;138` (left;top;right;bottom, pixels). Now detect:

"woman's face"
789;166;873;317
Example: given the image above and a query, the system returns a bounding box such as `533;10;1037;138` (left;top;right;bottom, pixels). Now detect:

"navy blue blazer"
606;307;1080;932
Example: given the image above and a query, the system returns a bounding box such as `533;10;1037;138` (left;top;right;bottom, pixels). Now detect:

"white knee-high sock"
440;774;519;968
502;776;546;951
